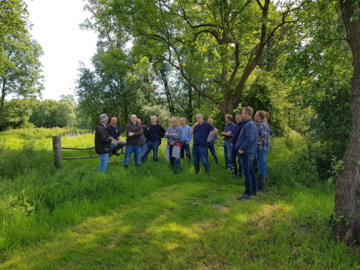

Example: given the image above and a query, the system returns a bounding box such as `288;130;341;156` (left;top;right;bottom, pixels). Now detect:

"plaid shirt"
164;126;183;144
257;120;270;151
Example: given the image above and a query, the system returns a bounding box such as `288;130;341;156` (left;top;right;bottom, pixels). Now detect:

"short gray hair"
151;115;157;120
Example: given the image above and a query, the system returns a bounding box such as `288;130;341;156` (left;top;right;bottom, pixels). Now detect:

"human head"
180;117;186;126
196;113;204;124
254;110;266;124
130;114;137;125
225;114;233;124
111;117;117;126
265;112;270;122
100;114;109;125
235;113;242;124
151;115;157;125
136;118;142;125
242;106;253;121
171;117;178;127
207;118;213;125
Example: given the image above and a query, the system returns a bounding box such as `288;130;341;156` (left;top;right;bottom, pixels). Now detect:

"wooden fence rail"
52;136;124;168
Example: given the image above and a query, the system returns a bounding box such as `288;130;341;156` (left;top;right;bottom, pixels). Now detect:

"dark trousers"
180;142;191;159
239;152;257;196
231;146;242;174
193;145;209;166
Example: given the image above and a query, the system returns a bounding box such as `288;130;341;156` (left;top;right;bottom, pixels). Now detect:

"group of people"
94;106;273;200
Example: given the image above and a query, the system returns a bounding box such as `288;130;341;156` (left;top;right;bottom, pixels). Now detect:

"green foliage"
0;32;44;122
331;157;345;172
0;0;28;76
0;98;33;130
29;95;77;128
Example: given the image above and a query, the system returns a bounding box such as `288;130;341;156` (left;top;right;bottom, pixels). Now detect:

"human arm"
189;122;198;135
171;127;182;140
164;127;171;138
221;131;233;136
207;128;218;140
99;127;112;143
186;127;192;144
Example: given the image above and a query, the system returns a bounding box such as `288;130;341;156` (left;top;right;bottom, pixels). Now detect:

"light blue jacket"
180;125;192;144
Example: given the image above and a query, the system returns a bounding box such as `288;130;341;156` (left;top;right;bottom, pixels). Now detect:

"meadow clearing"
0;128;359;269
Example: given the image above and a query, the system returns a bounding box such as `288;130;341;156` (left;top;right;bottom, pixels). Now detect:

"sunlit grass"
0;128;359;269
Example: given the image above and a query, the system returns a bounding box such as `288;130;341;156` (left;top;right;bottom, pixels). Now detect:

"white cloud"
25;0;98;101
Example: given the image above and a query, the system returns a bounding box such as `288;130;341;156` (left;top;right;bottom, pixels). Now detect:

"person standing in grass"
207;118;219;164
106;117;126;156
137;118;149;158
190;114;218;175
221;114;235;171
141;116;165;163
254;110;270;192
231;113;244;179
180;117;192;160
123;114;143;169
95;114;112;172
235;107;259;200
165;117;183;173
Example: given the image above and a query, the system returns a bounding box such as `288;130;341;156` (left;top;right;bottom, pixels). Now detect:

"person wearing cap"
106;117;126;156
123;114;143;169
95;114;112;172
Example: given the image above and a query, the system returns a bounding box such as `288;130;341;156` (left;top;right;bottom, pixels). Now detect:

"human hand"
193;122;199;127
231;143;233;146
171;133;176;136
128;132;134;137
238;149;244;154
269;141;272;145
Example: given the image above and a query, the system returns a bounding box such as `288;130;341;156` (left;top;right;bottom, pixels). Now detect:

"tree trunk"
0;77;6;123
333;0;360;242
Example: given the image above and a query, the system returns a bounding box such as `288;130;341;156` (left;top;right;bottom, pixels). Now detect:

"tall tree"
0;32;44;122
84;0;306;115
0;0;28;75
333;0;360;242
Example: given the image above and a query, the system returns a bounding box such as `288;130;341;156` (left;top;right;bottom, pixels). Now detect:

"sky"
25;0;98;101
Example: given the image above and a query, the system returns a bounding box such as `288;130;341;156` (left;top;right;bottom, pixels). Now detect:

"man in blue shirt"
231;113;244;178
235;107;259;200
221;114;235;171
106;117;126;156
254;110;271;192
141;116;165;163
180;117;192;160
207;118;219;164
190;113;218;175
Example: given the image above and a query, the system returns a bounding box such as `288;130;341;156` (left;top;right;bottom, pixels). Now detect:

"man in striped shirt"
164;118;183;173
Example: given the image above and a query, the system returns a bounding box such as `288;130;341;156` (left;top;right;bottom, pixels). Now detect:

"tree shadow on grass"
1;181;358;270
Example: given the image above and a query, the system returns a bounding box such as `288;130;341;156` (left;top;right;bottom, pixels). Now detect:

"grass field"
0;128;359;269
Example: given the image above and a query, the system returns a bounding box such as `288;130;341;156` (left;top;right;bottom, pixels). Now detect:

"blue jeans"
207;143;217;158
223;140;232;170
255;149;269;176
111;140;126;153
123;145;141;165
99;153;109;172
193;145;209;167
140;143;147;157
180;142;191;159
142;140;160;162
170;145;181;166
231;145;241;174
239;152;257;196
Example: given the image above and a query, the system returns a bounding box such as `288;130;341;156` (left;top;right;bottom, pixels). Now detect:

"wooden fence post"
53;136;62;168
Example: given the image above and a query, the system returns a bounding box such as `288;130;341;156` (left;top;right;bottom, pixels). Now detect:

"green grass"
0;128;359;269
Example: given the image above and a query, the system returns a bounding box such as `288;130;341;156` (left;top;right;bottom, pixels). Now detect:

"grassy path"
1;180;358;269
